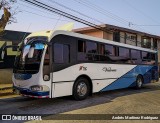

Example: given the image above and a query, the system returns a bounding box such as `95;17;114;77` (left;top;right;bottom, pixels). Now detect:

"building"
0;30;30;68
74;24;160;64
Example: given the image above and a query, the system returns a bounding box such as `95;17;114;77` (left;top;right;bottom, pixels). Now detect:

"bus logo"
102;67;116;72
79;66;87;71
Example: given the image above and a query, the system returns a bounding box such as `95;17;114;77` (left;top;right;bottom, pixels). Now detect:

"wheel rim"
77;82;87;97
137;78;142;88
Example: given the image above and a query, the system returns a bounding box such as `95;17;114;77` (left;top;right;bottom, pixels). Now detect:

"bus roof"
26;30;157;53
52;30;157;53
26;30;54;39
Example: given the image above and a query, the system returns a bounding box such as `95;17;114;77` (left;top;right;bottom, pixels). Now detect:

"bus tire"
73;77;90;100
135;75;143;89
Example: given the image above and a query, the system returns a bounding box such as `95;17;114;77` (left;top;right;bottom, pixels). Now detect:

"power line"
20;0;144;43
135;25;160;26
48;0;104;24
20;0;109;33
53;15;62;29
18;2;60;18
123;0;160;25
18;2;70;22
73;0;129;25
74;0;152;34
77;1;156;36
21;9;70;22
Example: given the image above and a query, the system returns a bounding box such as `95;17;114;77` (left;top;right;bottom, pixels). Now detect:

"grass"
0;69;13;84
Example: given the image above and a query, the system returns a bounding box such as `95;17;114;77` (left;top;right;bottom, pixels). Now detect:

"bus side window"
78;40;87;61
118;47;130;63
98;44;105;55
131;49;141;64
105;45;115;56
44;47;50;65
142;52;150;64
43;47;50;81
142;52;156;65
86;41;97;54
86;41;98;61
78;40;86;52
151;53;156;65
54;43;70;63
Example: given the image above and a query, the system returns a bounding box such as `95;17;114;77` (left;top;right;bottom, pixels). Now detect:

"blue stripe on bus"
20;90;49;96
13;86;49;96
100;65;156;92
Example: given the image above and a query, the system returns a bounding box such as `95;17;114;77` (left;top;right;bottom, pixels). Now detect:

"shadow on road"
0;83;159;115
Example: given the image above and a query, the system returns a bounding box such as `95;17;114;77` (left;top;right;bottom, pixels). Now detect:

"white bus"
12;30;159;100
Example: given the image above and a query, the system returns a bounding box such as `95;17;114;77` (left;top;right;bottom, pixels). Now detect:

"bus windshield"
14;38;46;74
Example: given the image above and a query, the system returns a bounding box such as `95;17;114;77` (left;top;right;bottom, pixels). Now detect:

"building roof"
74;24;160;39
0;30;30;42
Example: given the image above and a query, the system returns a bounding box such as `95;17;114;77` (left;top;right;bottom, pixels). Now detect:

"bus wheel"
73;77;90;100
136;75;143;89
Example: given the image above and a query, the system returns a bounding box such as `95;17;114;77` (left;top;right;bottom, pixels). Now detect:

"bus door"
51;43;71;98
42;45;54;98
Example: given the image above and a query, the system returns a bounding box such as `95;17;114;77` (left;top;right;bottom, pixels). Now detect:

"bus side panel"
92;79;116;92
52;82;74;98
100;65;155;92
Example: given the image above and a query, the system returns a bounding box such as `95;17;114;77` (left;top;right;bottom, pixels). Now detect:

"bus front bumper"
13;86;49;98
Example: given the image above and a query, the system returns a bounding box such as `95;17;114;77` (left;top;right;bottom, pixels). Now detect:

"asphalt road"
0;82;160;123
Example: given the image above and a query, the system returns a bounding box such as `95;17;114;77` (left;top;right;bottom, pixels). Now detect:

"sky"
4;0;160;36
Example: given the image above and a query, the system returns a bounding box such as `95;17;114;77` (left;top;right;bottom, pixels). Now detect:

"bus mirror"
44;75;50;81
1;51;5;60
28;47;35;58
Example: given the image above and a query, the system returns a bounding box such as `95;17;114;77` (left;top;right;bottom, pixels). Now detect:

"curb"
0;87;12;91
0;87;14;97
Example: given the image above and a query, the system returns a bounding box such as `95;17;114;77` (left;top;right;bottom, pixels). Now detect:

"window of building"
142;37;151;48
113;32;120;42
153;39;157;49
126;33;136;46
131;35;137;40
54;43;70;63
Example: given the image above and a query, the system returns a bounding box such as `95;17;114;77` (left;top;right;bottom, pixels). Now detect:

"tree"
0;0;17;34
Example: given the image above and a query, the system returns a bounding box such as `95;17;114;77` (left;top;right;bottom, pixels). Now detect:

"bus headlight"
30;85;49;92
